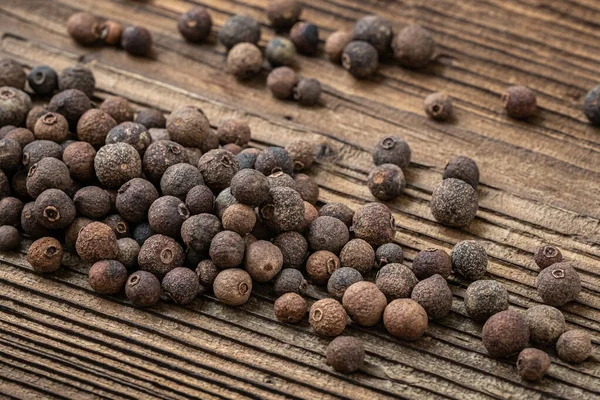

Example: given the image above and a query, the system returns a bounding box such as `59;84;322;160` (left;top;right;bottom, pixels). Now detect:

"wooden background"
1;0;599;398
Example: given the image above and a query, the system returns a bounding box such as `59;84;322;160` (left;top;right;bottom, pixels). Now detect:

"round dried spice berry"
67;12;102;45
372;136;411;170
88;260;128;294
106;122;151;156
411;274;453;319
230;169;270;206
294;78;321;106
27;237;63;273
290;22;319;55
217;119;251;146
342;41;379;79
148;196;190;238
184;185;214;215
583;85;600;125
166;105;210;148
482;310;529;357
327;267;363;300
533;245;563;270
227;43;263;79
339;239;374;275
266;0;302;29
237;148;260;170
74;186;111;219
353;15;393;56
267;67;299;100
34;189;76;230
309;216;350;254
412;248;452;280
135;109;166;129
274;293;306;323
26;158;70;198
218;15;261;49
126;271;161;306
319;203;354;227
310;298;347;336
21;202;52;239
352;202;395;247
77;109;117;147
0;59;25;89
33;112;69;143
556;330;592;363
76;222;119;263
286;140;314;171
424;92;453;121
383;299;428;340
294;174;319;204
268;172;295;189
375;263;418;301
260;187;304;232
222;143;242;155
116;178;159;223
273;269;307;296
265;37;296;67
4;127;35;148
307;250;340;285
101;20;123;46
213;268;253;306
22;140;61;169
255;147;294;176
0;197;22;226
517;348;550;381
0;87;32;127
222;204;256;235
210;230;245;269
198;149;240;192
162;267;200;305
28;65;58;95
116;238;140;269
464;280;509;322
502;86;537;120
451;241;487;281
138;234;184;278
160;163;203;200
178;7;212;43
100;96;134;125
325;30;353;63
143;140;188;183
367;164;406;201
273;231;308;269
245;240;283;282
431;179;478;227
121;26;153;56
536;262;581;306
524;305;565;345
342;281;387;327
392;24;436;68
59;66;95;99
48;89;91;128
375;243;404;267
326;336;365;373
0;225;20;251
443;155;479;190
94;143;142;188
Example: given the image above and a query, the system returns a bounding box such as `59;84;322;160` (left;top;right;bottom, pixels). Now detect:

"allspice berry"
67;12;102;45
58;66;95;98
198;149;240;192
372;136;411;170
21;202;53;239
443;155;479;189
166;105;210;148
106;122;151;156
274;293;306;324
342;41;379;79
309;298;347;336
4;127;35;148
121;26;153;57
27;237;63;273
28;65;58;95
290;22;319;55
412;248;452;280
298;201;318;233
306;250;340;285
48;89;91;128
143;140;188;183
556;330;592;363
375;263;418;300
160;163;204;200
178;7;212;43
0;226;20;251
255;147;294;176
327;267;363;300
424;92;453;121
181;213;222;252
213;268;253;306
230;169;270;206
325;31;353;63
23;140;62;169
294;78;321;106
273;231;308;269
273;269;307;296
101;20;123;46
342;281;387;327
116;178;159;223
77;109;117;147
464;280;509;322
451;241;488;280
238;148;261;170
502;86;537;119
218;15;261;49
260;186;304;232
34;112;69;143
517;348;550;381
94;143;142;188
217;119;251;146
148;196;190;238
286;139;314;171
88;260;128;294
245;240;283;282
34;189;76;230
162;267;200;305
326;336;365;374
125;271;161;307
339;239;374;274
367;164;406;201
383;299;428;340
0;59;25;89
319;202;354;227
536;262;581;306
294;174;319;204
76;222;119;263
138;234;184;278
524;305;565;345
392;24;436;68
185;184;214;215
352;15;393;55
267;67;299;100
0;87;31;127
74;186;111;219
583;85;600;125
135;109;166;129
222;204;256;235
352;202;395;247
411;274;453;319
482;310;530;357
197;259;219;293
0;197;23;226
265;37;296;67
26;157;71;198
431;179;478;227
533;245;563;270
308;216;350;254
0;138;22;172
227;43;263;79
266;0;302;29
210;230;245;268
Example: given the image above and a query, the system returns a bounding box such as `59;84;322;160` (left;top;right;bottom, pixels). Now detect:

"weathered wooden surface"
0;0;599;398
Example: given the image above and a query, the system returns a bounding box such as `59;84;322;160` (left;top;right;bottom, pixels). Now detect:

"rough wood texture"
1;0;599;398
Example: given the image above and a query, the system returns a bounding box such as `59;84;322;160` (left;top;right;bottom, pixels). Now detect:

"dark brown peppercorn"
185;185;214;215
309;216;350;254
260;186;304;232
517;348;550;381
166;105;210;148
290;22;319;55
65;217;93;250
411;274;453;319
138;234;184;278
0;225;20;251
342;41;379;79
306;250;340;285
213;268;253;306
26;157;71;198
319;202;354;227
325;30;353;63
76;222;119;263
524;305;565;345
217;119;251;146
121;26;153;56
67;12;102;45
372;136;411;170
103;214;130;239
326;336;365;373
273;231;308;269
293;174;319;204
4;127;34;148
33;112;69;143
265;37;296;67
116;237;140;269
533;245;563;270
443;155;479;190
375;243;404;267
583;85;600;125
352;15;393;55
352;202;395;247
162;267;200;305
135;109;166;129
0;87;31;127
266;0;302;29
198;149;240;192
101;20;123;46
238;148;261;170
502;86;537;119
100;96;134;124
21;202;52;239
274;293;306;324
375;263;418;300
148;195;190;237
160;163;203;200
94;143;142;188
0;138;21;172
106;122;151;156
392;24;435;68
215;188;238;218
273;269;307;296
286;140;314;171
482;310;529;357
34;189;76;230
126;271;161;306
255;147;294;176
294;78;321;106
267;67;299;100
342;281;387;327
143;140;188;183
77;109;117;147
464;280;509;322
222;204;256;235
230;169;270;206
339;239;374;274
48;89;91;128
59;66;95;98
383;299;428;340
27;237;63;273
116;178;159;223
22;140;61;169
309;298;347;336
431;178;478;227
74;186;111;218
88;260;128;294
178;7;212;43
327;267;363;300
0;197;23;226
451;241;488;280
227;43;263;79
0;59;25;89
367;164;405;201
245;240;283;282
536;262;581;306
412;248;452;280
28;65;58;95
210;230;245;268
424;92;453;121
197;259;219;293
556;330;592;363
218;15;261;49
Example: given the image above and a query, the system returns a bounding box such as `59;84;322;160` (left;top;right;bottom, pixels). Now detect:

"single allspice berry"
166;105;210;148
100;96;134;124
94;143;142;188
383;299;428;340
309;298;347;337
266;0;303;29
255;147;294;176
290;22;319;55
274;292;306;324
372;136;411;170
375;263;418;301
502;86;537;119
213;268;253;306
34;189;76;230
88;260;128;295
227;43;263;79
339;239;375;274
21;202;53;239
218;15;261;49
327;268;363;300
160;163;204;200
65;218;93;250
451;241;488;280
116;178;159;223
412;248;452;280
326;336;365;374
342;281;387;327
67;12;102;45
411;274;453;319
210;231;245;269
76;222;119;263
185;185;214;215
273;231;308;269
306;250;340;285
121;26;153;56
0;59;25;89
217;119;251;146
106;122;151;156
294;78;321;106
424;92;453;121
375;243;404;268
148;196;190;238
367;164;406;201
273;269;307;296
0;87;32;127
222;204;256;236
342;41;379;79
0;197;23;227
352;15;393;55
352;202;396;247
238;148;261;170
178;7;212;43
536;262;581;306
23;140;61;169
443;155;479;189
245;240;283;282
0;138;23;172
135;109;166;129
308;216;350;254
138;234;184;278
28;65;58;95
294;174;319;204
265;37;296;67
482;310;530;358
556;330;592;363
126;271;161;307
48;89;91;128
230;169;270;206
524;305;565;345
464;280;509;322
162;267;200;305
198;149;240;192
286;140;314;171
319;202;354;227
26;157;71;198
0;226;20;251
431;179;479;227
197;259;219;294
77;109;117;147
4;127;35;148
392;24;436;68
27;237;63;273
260;186;305;232
533;245;563;270
298;201;318;233
325;31;353;63
73;186;111;219
143;140;188;183
58;66;96;99
583;85;600;125
267;67;299;100
517;348;551;381
181;213;222;252
33;112;69;143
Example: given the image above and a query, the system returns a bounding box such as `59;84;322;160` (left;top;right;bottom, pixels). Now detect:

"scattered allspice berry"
178;7;212;43
556;330;592;363
326;336;365;373
166;105;210;148
309;216;350;254
424;92;453;121
198;149;240;192
352;202;396;247
325;31;353;64
412;248;452;280
309;298;347;336
372;136;411;170
431;179;478;227
443;156;479;189
34;188;76;230
383;299;428;341
367;164;406;201
33;112;69;143
222;204;256;236
218;15;261;50
265;37;296;67
162;267;200;305
339;239;375;275
583;85;600;125
327;267;363;300
126;271;161;307
482;310;529;358
213;268;253;306
464;280;509;322
266;0;302;30
533;245;563;270
294;78;321;106
375;243;404;267
342;41;379;79
502;86;537;119
135;109;166;129
0;87;32;127
451;241;488;280
94;143;142;188
286;139;314;171
210;230;245;269
342;281;387;327
267;67;299;100
411;274;453;319
0;226;20;251
27;237;63;273
143;140;188;183
375;263;418;300
28;65;58;95
245;240;283;282
352;15;393;55
392;24;436;68
273;269;307;296
0;58;25;89
535;262;581;306
525;305;565;345
59;66;96;99
67;12;102;45
290;22;319;55
274;292;306;324
76;222;119;263
306;250;340;285
138;234;184;278
121;26;153;57
517;348;550;381
217;119;251;146
88;260;128;295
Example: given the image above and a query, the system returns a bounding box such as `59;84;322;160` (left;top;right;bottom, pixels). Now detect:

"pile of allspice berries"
0;0;596;383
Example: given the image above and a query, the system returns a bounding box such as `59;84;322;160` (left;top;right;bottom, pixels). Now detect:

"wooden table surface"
1;0;599;399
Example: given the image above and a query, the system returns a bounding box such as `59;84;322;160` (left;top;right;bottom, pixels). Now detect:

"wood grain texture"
0;0;599;398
